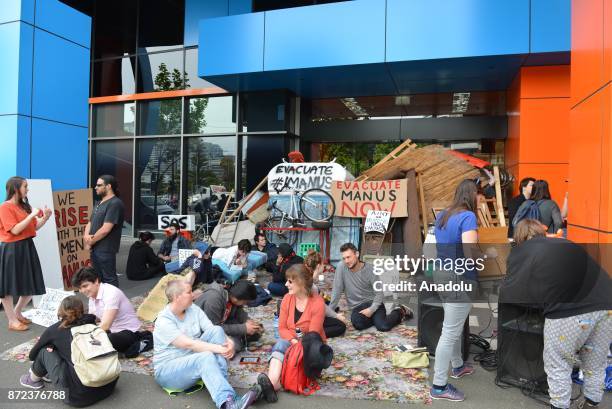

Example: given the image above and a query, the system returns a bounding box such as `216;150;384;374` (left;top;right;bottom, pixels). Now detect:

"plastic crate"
298;243;320;258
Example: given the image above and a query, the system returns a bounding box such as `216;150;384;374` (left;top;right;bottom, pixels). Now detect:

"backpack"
512;200;541;228
280;342;320;396
70;324;121;387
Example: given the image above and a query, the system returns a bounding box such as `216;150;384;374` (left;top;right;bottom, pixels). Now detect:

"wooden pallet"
355;139;417;182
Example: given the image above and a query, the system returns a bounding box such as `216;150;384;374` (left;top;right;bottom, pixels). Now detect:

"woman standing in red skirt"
0;177;52;331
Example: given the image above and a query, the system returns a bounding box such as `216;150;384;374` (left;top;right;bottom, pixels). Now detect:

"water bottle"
296;327;303;339
273;313;279;339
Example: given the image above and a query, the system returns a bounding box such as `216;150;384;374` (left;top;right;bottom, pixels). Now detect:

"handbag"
391;350;430;369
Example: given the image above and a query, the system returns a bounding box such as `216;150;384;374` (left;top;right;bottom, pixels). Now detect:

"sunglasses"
95;183;105;187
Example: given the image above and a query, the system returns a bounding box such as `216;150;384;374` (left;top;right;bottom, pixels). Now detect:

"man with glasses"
84;175;125;287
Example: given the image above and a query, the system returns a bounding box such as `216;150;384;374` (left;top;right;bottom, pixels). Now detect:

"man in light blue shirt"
153;280;260;409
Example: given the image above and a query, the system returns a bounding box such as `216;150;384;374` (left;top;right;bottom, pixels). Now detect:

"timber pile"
361;144;480;224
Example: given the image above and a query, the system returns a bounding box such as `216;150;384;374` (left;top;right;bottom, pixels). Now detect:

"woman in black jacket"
267;243;303;296
19;296;117;407
126;231;165;280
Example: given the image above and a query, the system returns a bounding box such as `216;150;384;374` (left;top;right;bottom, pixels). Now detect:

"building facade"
2;0;611;243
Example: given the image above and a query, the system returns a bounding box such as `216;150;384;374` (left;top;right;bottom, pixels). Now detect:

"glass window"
186;137;236;224
240;91;288;132
314;141;402;177
92;140;134;235
136;139;181;229
94;103;135;137
138;0;185;53
137;51;184;93
137;99;182;135
93;0;137;59
184;48;217;89
186;96;236;134
92;57;136;97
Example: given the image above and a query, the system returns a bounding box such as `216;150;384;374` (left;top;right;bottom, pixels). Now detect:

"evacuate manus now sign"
331;179;408;218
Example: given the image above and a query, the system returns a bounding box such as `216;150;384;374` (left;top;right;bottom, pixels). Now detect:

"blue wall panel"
185;0;229;46
0;22;33;116
386;0;530;62
530;0;570;53
264;0;385;70
0;115;31;183
35;0;91;48
0;0;34;24
30;118;87;190
199;12;264;76
32;29;90;126
229;0;251;15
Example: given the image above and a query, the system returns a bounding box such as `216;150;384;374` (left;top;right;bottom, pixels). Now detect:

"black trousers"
324;316;347;338
107;330;139;353
350;301;401;332
32;348;69;387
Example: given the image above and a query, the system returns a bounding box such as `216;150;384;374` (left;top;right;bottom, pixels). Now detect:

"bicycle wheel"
265;216;297;247
300;188;336;223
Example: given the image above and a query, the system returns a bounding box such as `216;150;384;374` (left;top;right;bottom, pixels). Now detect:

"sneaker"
257;373;278;403
577;399;599;409
430;384;465;401
19;374;44;389
396;304;414;321
222;389;259;409
42;376;51;383
451;363;475;379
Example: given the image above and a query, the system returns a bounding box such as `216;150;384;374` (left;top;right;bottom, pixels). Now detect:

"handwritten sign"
22;288;74;327
178;249;194;266
267;162;347;195
53;189;93;290
158;215;196;231
364;210;391;234
331;179;408;218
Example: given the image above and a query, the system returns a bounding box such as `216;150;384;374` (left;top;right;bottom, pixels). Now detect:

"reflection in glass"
138;99;182;135
92;57;136;97
93;141;134;235
316;141;402;177
137;51;184;93
136;139;181;229
240;91;288;132
94;103;135;137
184;48;216;89
138;0;185;54
186;96;236;134
186;137;236;224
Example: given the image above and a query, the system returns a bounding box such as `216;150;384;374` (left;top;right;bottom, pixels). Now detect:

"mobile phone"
240;356;260;365
396;345;408;352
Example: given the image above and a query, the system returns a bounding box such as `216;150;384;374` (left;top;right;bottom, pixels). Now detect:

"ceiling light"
395;96;411;106
452;92;470;113
340;97;369;117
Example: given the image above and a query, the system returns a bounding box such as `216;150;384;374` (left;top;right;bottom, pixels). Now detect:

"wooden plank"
224;176;268;223
217;189;234;225
493;166;506;226
402;170;423;260
416;173;428;236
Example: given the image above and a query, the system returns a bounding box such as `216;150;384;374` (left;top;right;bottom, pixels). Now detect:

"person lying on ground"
254;233;278;272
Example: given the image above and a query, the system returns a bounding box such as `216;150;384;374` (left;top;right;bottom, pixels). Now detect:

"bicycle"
264;187;336;247
191;210;219;243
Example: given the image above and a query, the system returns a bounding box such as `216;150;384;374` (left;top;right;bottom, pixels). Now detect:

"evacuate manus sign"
330;180;408;218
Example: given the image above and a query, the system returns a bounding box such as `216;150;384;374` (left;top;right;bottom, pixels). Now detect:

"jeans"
164;261;181;274
268;282;288;297
350;302;401;332
270;339;292;363
108;330;139;354
544;310;611;408
432;302;472;386
155;326;235;408
91;248;119;287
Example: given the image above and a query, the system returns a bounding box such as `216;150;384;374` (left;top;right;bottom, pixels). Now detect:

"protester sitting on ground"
267;243;303;296
514;179;563;234
176;245;216;288
256;264;328;403
329;243;411;333
194;280;263;354
126;231;165;281
254;233;278;272
153;279;260;409
507;177;535;238
303;250;347;338
72;267;144;355
212;239;252;272
20;296;117;406
158;220;192;273
503;219;612;409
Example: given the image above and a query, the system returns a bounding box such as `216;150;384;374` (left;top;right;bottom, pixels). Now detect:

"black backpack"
512;200;541;227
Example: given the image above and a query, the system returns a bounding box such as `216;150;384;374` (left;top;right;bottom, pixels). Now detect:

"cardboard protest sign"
158;214;196;231
53;189;93;290
179;249;193;266
364;210;391;234
22;288;74;327
267;162;347;195
137;274;183;322
331;179;408;218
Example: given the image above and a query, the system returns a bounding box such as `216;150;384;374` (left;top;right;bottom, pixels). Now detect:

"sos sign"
157;215;196;231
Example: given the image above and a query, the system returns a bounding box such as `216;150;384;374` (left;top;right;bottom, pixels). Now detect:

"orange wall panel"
568;92;603;231
604;0;612;84
515;163;568;205
571;0;604;106
600;85;612;231
520;66;571;98
567;225;599;242
519;98;570;164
